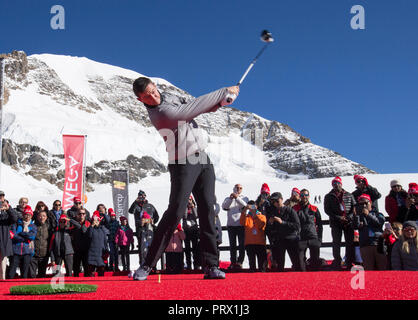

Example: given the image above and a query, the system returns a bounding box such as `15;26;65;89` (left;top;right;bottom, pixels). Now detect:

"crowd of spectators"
0;176;417;279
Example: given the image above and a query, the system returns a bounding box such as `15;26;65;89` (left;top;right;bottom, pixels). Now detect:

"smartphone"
384;222;392;231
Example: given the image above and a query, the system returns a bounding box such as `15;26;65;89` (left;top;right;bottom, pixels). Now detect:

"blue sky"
1;0;417;174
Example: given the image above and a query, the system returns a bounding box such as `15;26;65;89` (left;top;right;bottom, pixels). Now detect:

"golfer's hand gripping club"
220;86;240;106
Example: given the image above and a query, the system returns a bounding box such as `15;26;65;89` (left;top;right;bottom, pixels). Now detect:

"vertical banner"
62;135;85;211
111;169;129;220
0;58;5;184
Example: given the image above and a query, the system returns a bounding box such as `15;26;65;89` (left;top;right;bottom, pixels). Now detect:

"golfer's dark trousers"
144;152;218;269
298;239;321;271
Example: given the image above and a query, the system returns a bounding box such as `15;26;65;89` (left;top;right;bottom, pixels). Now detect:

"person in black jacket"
265;192;301;272
66;197;91;221
50;214;81;276
182;195;200;270
72;208;92;277
404;183;418;222
293;189;323;271
352;175;381;211
87;212;109;277
48;200;66;231
128;190;159;266
324;176;356;270
30;210;53;278
14;197;28;220
0;196;18;280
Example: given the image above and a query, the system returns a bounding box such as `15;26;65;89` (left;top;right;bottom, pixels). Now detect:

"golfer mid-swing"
132;77;239;280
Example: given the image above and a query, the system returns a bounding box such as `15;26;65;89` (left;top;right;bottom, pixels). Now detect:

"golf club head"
261;30;274;43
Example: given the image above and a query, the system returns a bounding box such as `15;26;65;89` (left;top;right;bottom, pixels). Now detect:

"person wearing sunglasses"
385;179;408;223
293;189;323;271
67;197;91;221
391;220;418;271
284;188;301;209
324;176;357;270
352;194;386;270
222;184;248;270
48;200;65;230
352;175;381;211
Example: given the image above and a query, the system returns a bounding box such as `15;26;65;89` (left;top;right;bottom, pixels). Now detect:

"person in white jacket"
222;184;248;269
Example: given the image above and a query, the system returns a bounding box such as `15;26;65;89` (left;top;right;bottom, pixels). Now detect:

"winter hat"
402;221;417;230
408;183;418;195
108;208;116;216
390;179;402;188
0;191;5;196
270;192;283;201
23;205;33;216
92;210;102;221
260;183;270;194
120;216;127;222
142;212;151;219
291;188;300;196
358;194;371;203
354;175;369;186
138;190;146;197
177;224;182;231
73;196;81;203
59;214;68;222
332;176;342;186
354;230;360;237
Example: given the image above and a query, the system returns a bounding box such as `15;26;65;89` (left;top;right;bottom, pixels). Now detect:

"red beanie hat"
408;183;418;195
92;210;102;221
358;194;371;203
261;183;270;194
23;205;33;216
143;212;151;219
332;176;342;185
292;187;300;195
120;216;127;222
177;223;182;231
73;196;81;203
108;208;116;216
354;175;369;186
59;214;68;222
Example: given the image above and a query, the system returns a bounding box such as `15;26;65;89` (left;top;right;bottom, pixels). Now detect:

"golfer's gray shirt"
145;88;228;163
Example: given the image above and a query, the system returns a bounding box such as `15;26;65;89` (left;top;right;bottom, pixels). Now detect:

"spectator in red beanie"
404;183;418;222
324;176;357;270
352;175;381;211
255;183;271;217
284;187;301;209
353;194;386;270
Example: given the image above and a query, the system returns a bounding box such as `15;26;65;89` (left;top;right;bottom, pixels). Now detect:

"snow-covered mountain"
1;50;374;192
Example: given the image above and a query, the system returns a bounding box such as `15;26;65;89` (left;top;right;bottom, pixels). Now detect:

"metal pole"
0;58;5;186
82;134;87;206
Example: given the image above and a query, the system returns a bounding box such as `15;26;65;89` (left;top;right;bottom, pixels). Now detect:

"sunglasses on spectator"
78;212;86;215
332;182;341;186
358;201;369;206
236;187;242;189
54;203;61;206
403;227;416;232
356;179;364;184
75;202;82;205
300;193;309;197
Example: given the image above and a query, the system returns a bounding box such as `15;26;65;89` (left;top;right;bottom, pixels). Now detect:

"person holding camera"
182;195;201;270
352;175;381;211
128;190;159;267
0;193;18;280
352;194;386;270
222;184;248;270
404;183;418;222
240;201;267;272
324;176;357;270
377;221;403;269
265;192;301;272
293;189;323;271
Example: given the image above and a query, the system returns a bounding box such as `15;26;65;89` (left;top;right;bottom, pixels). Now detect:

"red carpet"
0;271;417;300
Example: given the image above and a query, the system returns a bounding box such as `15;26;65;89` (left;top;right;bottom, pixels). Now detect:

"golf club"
221;30;274;106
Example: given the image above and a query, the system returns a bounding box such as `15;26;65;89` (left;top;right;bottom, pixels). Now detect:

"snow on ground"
2;161;417;270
